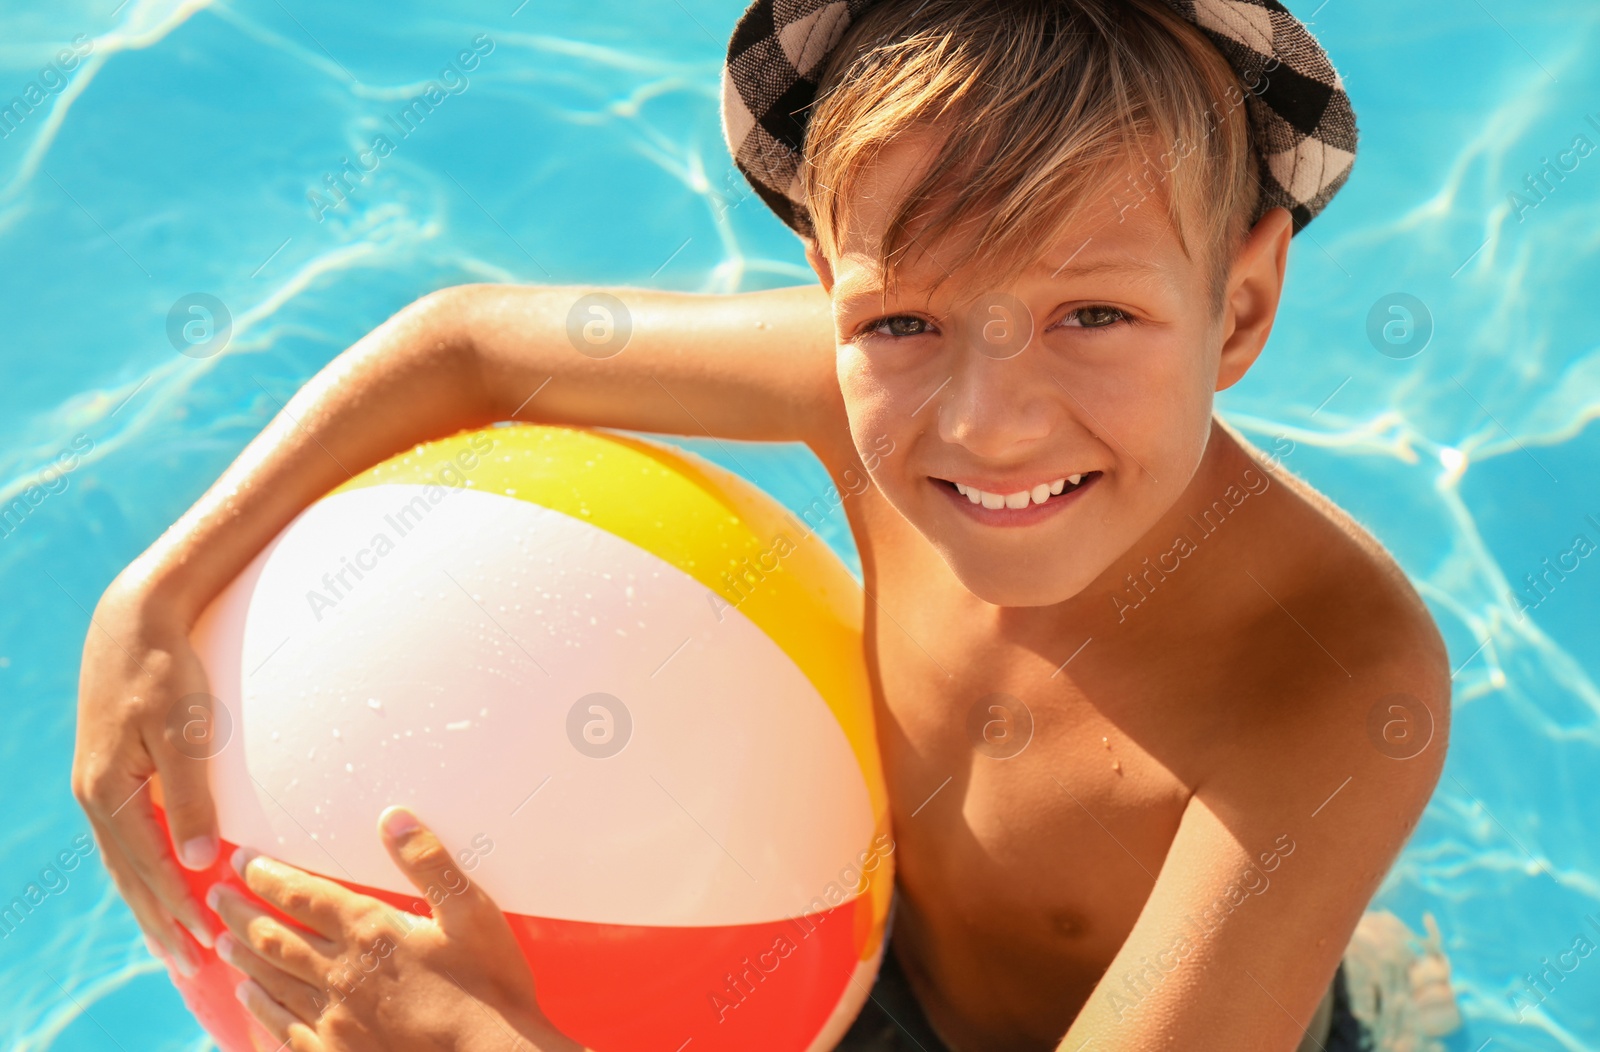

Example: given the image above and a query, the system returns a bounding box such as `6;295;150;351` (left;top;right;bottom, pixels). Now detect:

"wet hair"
800;0;1262;316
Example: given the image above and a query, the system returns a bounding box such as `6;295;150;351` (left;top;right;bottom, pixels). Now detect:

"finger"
378;806;501;936
208;882;334;987
216;930;331;1025
148;692;223;872
235;978;325;1052
232;847;362;940
85;768;215;950
94;825;201;976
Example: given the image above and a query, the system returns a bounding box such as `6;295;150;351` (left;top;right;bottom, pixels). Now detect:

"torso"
815;419;1433;1052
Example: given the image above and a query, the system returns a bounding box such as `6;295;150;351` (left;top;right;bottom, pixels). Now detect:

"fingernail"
231;846;257;879
173;948;198;978
216;931;236;963
179;835;218;870
186;917;215;949
382;806;420;839
144;935;165;960
205;885;221;912
235;978;254;1005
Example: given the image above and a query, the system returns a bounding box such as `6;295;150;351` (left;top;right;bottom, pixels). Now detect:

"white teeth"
951;474;1087;509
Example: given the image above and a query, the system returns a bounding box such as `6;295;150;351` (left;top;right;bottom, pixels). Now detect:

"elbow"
404;285;474;353
384;285;487;395
405;283;547;425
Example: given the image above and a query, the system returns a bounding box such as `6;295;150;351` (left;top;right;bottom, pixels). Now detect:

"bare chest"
848;500;1192;1039
867;581;1188;944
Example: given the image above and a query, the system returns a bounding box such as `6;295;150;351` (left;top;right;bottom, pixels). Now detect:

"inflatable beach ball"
157;423;893;1052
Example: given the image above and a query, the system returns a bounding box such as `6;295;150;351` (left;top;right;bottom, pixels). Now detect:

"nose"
934;319;1059;460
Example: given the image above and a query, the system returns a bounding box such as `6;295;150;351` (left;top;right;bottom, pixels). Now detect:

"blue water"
1;0;1597;1048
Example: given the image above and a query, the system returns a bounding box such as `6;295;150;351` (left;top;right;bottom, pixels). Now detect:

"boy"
73;0;1452;1048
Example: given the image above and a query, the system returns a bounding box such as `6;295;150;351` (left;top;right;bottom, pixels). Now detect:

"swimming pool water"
1;0;1597;1048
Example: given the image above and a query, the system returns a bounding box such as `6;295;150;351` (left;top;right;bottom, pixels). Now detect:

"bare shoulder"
1207;431;1451;819
1266;452;1448;694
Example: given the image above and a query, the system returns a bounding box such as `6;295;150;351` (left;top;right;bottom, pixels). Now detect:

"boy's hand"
209;806;586;1052
72;572;222;974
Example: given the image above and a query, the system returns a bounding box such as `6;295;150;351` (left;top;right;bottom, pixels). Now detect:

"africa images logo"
307;34;496;222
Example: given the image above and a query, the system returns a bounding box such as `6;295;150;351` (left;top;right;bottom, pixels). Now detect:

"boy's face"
807;134;1284;608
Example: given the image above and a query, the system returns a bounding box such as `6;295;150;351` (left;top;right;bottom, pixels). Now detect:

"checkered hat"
720;0;1358;239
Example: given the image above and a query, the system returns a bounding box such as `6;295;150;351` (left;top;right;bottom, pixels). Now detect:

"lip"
932;471;1100;526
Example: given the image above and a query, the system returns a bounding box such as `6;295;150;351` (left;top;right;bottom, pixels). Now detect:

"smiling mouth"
934;471;1102;510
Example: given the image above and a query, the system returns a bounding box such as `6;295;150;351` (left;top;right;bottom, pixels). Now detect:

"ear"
803;236;835;294
1215;206;1292;392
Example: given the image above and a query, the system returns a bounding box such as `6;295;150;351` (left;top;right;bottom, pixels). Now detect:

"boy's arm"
459;282;843;448
133;279;840;620
1054;646;1449;1051
73;281;841;970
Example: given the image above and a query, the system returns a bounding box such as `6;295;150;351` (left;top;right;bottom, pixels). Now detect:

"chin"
937;546;1100;608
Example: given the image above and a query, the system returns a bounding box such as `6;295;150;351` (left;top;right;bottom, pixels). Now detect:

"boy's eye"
1057;305;1130;329
859;305;1132;341
863;314;932;339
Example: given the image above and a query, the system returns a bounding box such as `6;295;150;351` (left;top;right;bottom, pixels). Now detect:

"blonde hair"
800;0;1262;314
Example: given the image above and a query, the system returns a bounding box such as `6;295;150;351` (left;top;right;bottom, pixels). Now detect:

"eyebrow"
834;255;1165;308
1037;256;1165;279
